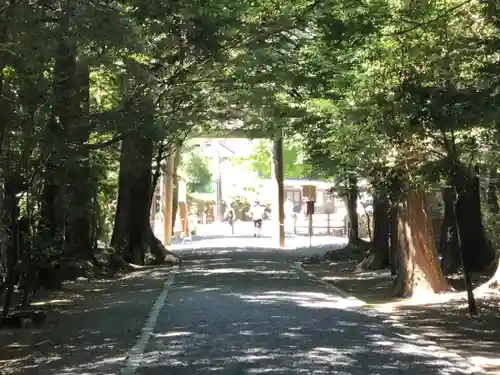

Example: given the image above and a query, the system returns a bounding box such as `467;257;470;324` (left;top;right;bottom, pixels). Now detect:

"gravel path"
0;233;483;375
131;246;481;375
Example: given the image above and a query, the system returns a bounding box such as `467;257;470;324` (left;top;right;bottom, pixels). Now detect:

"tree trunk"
487;167;499;214
1;183;19;320
388;172;401;276
65;62;93;260
346;174;359;245
41;34;78;250
358;190;390;270
145;225;176;265
171;151;181;231
111;134;154;265
389;203;399;276
392;189;451;298
439;185;460;275
452;165;495;272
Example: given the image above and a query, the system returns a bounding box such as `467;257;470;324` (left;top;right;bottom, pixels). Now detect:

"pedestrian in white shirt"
249;201;265;237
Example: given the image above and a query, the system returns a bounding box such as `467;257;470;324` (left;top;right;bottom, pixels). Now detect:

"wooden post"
327;213;331;235
271;132;285;248
178;180;188;236
179;201;188;235
308;213;313;247
163;152;175;247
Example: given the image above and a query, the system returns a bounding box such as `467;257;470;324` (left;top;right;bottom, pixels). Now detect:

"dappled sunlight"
0;267;175;375
31;298;74;306
229;290;366;309
143;258;480;375
300;346;358;367
186;268;290;276
141;318;475;374
153;247;487;373
2;244;490;375
468;356;500;371
373;298;500;375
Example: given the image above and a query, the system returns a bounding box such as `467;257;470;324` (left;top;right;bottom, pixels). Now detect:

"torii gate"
162;125;286;248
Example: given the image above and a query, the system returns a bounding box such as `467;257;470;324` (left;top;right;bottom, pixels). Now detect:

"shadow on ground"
386;299;500;374
302;249;500;375
0;267;173;375
305;260;395;304
1;244;489;375
135;251;480;375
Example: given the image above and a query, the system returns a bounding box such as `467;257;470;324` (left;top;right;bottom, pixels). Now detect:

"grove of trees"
1;0;500;323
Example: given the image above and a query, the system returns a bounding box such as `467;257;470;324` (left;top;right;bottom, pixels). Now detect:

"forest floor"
303;251;500;375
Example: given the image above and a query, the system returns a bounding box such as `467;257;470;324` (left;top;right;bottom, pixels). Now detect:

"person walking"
225;202;236;235
249;200;265;237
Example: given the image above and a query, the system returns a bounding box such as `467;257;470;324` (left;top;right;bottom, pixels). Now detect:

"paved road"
123;236;480;375
4;230;480;375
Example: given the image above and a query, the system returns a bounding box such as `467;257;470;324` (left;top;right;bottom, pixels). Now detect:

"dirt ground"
0;266;173;375
304;258;500;375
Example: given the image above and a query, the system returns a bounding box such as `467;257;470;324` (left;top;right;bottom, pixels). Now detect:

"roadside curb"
121;269;177;375
293;262;365;303
294;261;487;375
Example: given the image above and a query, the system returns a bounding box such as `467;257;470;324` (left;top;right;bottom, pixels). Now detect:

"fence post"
308;213;313;247
327;213;331;235
293;215;297;234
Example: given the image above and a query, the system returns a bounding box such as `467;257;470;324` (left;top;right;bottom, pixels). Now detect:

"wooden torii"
162;126;286;248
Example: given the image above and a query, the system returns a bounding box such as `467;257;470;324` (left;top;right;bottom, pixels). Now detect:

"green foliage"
5;0;500;302
232;138;312;179
180;150;213;193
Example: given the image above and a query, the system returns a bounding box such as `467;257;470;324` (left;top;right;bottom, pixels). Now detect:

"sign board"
302;185;316;202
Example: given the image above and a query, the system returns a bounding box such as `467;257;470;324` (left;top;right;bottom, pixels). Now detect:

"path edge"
293;261;487;375
293;262;364;302
120;270;176;375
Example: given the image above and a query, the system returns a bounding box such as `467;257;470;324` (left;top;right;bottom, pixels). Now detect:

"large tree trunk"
41;32;77;250
145;225;177;265
388;172;402;276
392;189;451;298
452;165;495;272
1;183;19;320
439;185;460;275
346;174;359;245
111;134;154;265
171;151;181;231
65;62;94;260
358;189;390;270
389;203;399;276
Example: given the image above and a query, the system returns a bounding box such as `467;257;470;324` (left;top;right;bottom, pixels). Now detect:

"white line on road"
120;271;176;375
